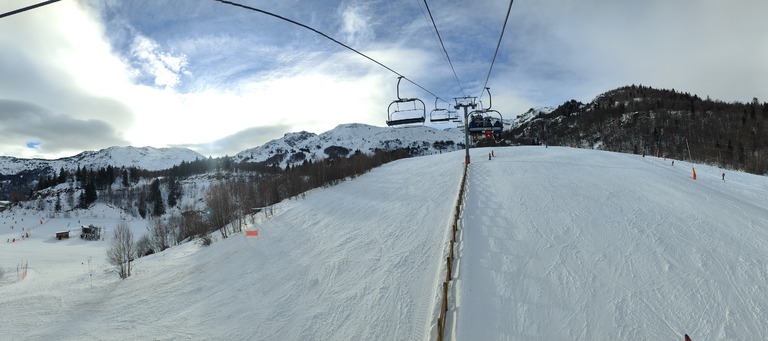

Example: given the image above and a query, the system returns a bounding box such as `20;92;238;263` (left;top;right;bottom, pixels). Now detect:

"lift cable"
414;1;447;93
420;0;466;98
215;0;447;103
478;0;513;101
0;0;61;19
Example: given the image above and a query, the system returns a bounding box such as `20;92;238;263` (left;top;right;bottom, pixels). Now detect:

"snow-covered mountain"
0;146;205;174
508;106;556;130
233;123;466;168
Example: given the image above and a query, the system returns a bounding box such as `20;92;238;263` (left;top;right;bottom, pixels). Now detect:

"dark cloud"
0;0;137;159
172;124;292;157
0;99;129;156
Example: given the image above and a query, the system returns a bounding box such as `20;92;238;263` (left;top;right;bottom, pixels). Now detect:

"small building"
56;231;70;240
81;225;102;241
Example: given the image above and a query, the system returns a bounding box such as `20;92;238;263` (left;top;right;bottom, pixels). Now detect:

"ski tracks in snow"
453;146;768;340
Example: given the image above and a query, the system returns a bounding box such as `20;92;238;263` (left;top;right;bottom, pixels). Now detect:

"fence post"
436;163;468;340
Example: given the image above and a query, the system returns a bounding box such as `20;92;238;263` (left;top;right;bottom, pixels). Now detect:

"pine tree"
167;177;181;208
85;175;98;204
78;191;87;209
150;178;165;217
58;167;67;184
78;176;98;209
75;165;82;186
138;193;147;219
122;169;130;187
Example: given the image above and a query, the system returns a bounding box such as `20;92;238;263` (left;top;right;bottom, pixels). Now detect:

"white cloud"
508;0;768;104
130;34;189;89
339;3;374;46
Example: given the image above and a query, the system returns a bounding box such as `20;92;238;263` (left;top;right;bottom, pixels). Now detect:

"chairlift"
451;108;463;124
467;110;503;132
429;98;453;123
467;87;504;142
466;109;503;142
387;77;426;126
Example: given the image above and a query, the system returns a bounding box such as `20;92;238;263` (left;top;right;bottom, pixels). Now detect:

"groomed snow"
2;146;768;340
0;151;464;340
451;146;768;340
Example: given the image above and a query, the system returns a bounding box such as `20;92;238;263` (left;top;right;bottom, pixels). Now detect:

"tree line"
506;85;768;174
103;147;413;277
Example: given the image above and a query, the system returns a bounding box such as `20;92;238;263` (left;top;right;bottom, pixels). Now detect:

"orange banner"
245;230;259;236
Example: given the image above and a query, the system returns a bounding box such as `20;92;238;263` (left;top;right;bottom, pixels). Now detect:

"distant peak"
282;131;317;147
335;123;372;129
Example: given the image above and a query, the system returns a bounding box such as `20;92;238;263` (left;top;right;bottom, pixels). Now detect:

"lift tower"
454;96;478;164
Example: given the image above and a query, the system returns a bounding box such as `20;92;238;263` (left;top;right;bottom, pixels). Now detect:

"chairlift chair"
466;109;503;141
429;98;453;123
486;109;504;139
386;77;426;126
467;87;504;141
452;112;463;124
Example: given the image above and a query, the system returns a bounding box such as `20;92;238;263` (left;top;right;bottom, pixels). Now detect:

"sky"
1;0;766;159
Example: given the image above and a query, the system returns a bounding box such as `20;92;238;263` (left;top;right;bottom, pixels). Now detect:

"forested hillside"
507;85;768;174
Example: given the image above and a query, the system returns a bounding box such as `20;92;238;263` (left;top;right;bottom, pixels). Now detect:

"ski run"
2;146;768;340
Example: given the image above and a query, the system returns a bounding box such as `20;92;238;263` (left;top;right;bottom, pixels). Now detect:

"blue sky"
1;0;766;159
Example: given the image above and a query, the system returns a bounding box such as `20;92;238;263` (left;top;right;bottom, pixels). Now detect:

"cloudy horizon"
1;0;766;159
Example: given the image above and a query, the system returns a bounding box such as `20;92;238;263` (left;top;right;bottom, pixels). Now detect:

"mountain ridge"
0;146;205;174
232;123;467;168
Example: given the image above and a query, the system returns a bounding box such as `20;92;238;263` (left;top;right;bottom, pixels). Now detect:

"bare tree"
174;205;208;242
147;218;174;252
230;177;252;234
206;182;235;238
107;221;134;279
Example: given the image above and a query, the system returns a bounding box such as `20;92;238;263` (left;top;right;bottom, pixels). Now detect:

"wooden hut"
56;231;70;240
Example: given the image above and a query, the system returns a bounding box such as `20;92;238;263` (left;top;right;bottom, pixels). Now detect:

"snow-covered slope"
0;151;465;340
233;123;465;168
452;147;768;340
3;147;768;340
0;146;205;174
